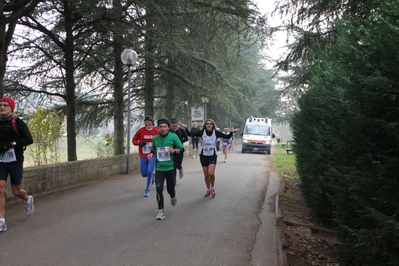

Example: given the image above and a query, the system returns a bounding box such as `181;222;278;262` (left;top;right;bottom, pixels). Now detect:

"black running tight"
155;169;176;210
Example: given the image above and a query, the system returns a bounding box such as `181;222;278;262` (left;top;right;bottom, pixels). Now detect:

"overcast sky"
254;0;289;66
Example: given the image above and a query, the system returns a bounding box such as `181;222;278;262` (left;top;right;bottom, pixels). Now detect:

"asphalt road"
0;144;281;266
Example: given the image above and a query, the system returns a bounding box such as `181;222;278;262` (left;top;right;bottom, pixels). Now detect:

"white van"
241;116;275;154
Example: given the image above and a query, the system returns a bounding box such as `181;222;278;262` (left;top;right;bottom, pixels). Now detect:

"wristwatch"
12;142;16;146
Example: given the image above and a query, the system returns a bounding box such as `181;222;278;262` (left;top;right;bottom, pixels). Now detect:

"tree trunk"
144;9;155;117
0;14;6;98
0;1;38;97
113;42;125;155
65;3;77;161
164;55;175;119
112;0;125;155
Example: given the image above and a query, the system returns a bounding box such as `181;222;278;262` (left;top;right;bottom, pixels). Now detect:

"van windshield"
244;125;271;136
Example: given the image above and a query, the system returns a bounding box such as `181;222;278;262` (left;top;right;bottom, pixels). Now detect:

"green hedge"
290;2;399;265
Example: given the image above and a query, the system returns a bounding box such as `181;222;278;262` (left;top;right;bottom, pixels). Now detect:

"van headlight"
242;139;249;143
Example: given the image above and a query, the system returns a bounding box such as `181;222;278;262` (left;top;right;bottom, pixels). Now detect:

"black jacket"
169;127;188;144
0;115;34;162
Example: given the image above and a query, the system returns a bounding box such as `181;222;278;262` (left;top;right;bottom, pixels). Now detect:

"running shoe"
0;221;7;232
171;197;177;207
224;159;226;163
144;189;150;197
156;209;165;220
211;188;216;198
179;169;183;179
25;195;34;217
204;189;211;197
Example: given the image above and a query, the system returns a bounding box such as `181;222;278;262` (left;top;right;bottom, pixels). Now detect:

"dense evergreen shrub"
291;1;399;264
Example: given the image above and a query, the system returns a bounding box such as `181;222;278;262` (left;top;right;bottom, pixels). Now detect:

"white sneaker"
25;195;34;217
156;209;165;220
0;220;7;232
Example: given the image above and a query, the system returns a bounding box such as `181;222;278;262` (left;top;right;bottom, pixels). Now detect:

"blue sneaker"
144;189;150;197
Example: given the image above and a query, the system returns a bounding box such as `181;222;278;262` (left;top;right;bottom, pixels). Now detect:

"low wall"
6;153;141;202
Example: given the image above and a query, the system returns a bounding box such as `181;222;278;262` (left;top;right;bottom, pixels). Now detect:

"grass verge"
273;143;298;182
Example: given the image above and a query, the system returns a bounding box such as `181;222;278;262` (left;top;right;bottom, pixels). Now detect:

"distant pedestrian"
229;127;236;151
170;118;188;179
181;119;239;198
0;97;34;232
221;128;232;163
190;122;200;158
132;115;159;197
215;128;221;155
148;118;184;220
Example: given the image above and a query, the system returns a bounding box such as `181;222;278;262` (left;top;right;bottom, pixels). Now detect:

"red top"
132;126;159;158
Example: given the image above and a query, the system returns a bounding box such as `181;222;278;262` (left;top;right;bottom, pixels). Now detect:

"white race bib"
202;143;215;156
0;147;17;163
156;147;171;162
142;142;152;154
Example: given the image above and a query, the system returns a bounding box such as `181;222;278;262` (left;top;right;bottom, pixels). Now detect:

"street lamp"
201;97;209;122
121;48;138;174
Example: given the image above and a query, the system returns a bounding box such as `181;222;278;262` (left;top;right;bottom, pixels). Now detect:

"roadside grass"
24;136;107;167
273;143;299;200
273;143;298;182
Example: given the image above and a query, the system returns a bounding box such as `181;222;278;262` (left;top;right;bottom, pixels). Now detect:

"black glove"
139;142;147;147
0;142;12;153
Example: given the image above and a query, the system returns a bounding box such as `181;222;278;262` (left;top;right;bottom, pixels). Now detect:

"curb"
275;193;288;266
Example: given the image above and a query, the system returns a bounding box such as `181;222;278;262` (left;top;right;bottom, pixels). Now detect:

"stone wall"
6;153;140;202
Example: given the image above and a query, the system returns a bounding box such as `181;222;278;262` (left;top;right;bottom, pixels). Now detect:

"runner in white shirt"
181;119;238;198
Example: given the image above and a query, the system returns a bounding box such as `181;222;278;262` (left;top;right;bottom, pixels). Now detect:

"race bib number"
142;142;152;154
202;143;215;156
156;147;171;162
0;147;17;163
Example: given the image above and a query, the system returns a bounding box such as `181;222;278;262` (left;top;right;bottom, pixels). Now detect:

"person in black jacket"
169;118;188;179
189;122;200;158
0;97;34;232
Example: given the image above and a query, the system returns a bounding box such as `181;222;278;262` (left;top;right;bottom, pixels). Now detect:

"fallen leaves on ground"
278;180;341;266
